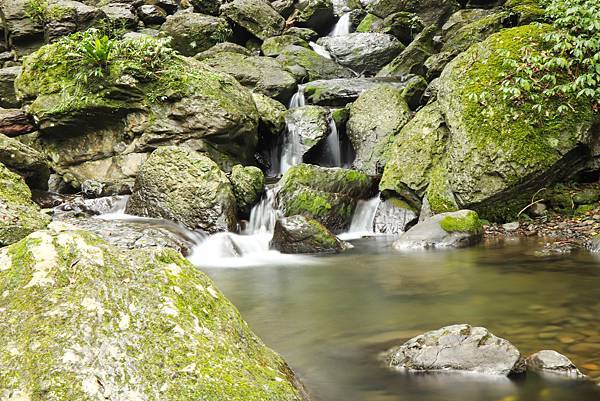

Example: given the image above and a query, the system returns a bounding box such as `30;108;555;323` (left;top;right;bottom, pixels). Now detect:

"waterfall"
244;186;281;234
279;119;302;174
338;195;381;240
329;13;351;37
324;116;342;167
309;41;332;59
289;85;305;108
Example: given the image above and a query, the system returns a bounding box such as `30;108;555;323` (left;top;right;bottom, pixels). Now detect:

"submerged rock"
317;32;404;75
0;162;50;246
126;146;237;233
384;324;525;376
526;350;585;379
393;210;483;249
277;164;376;232
270;214;347;254
0;225;310;400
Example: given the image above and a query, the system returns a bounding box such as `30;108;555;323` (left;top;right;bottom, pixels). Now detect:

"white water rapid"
338;195;381;240
324;116;342;167
329;13;351;37
309;41;332;59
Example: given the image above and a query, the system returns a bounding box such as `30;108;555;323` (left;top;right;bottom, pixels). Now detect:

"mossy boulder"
270;214;347;254
40;0;106;43
261;35;310;57
440;12;510;55
125;146;237;233
229;164;265;217
347;85;411;175
357;12;424;46
276;45;354;82
377;24;436;78
15;32;259;190
0;0;45;53
195;41;253;59
190;0;223;15
220;0;285;40
276;164;376;232
283;105;332;160
160;11;232;56
294;0;335;35
0;225;310;400
381;25;598;222
0;133;50;189
253;92;287;138
393;210;483;249
366;0;459;27
0;162;50;246
201;52;297;102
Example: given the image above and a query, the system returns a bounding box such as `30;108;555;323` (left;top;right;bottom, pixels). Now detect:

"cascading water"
289;85;305;108
339;195;382;240
309;41;332;59
323;116;342;167
329;13;351;37
279;119;302;174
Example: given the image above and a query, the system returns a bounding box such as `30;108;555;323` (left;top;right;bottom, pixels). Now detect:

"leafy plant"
500;0;600;114
24;0;49;24
80;34;114;74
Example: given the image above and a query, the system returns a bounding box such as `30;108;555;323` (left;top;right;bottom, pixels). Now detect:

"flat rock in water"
384;324;525;376
526;350;586;379
393;210;483;249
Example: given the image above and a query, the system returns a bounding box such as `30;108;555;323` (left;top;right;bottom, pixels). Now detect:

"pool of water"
201;237;600;401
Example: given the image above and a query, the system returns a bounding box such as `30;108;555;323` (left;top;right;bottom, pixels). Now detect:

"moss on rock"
0;225;309;400
229;164;265;216
439;210;483;234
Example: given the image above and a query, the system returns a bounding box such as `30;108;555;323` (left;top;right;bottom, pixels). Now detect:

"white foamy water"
338;195;382;240
279;119;303;174
324;116;342;167
309;41;332;59
329;13;351;37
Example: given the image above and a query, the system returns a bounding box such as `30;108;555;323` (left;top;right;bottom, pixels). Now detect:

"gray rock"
373;197;418;235
302;75;423;107
43;0;106;42
220;0;285;40
229;164;265;216
0;66;21;108
366;0;459;27
276;45;355;82
253;92;287;138
377;25;436;78
160;11;232;56
137;4;167;25
194;41;252;59
189;0;223;15
101;3;139;28
270;214;347;254
295;0;335;35
125;146;238;233
526;350;585;379
0;133;49;189
384;324;525;376
528;202;547;216
502;221;520;231
201;52;297;102
393;210;483;250
284;105;332;159
317;32;404;75
347;85;412;175
0;0;44;53
261;35;310;57
589;235;600;253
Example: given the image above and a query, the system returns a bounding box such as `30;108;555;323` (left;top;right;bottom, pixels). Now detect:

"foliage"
79;34;114;75
500;0;600;114
25;0;73;24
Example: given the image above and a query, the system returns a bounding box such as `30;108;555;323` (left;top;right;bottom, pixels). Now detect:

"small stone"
527;350;585;378
502;221;520;231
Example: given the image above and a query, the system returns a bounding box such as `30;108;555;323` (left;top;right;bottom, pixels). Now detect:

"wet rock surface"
527;350;586;379
270;214;347;254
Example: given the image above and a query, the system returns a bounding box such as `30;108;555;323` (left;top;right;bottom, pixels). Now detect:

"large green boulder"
377;25;436;78
381;25;599;221
220;0;285;40
229;164;265;216
294;0;335;35
0;162;50;246
270;214;346;254
276;164;376;232
15;32;259;191
440;11;509;55
0;225;310;400
0;133;50;189
276;45;354;82
201;52;297;102
366;0;459;27
160;11;232;56
253;92;287;138
125;146;238;233
261;35;310;57
347;85;411;175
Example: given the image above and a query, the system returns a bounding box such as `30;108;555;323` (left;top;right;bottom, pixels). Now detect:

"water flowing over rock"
347;85;411;175
271;214;347;254
125;146;238;233
384;324;525;376
393;210;483;249
0;162;50;246
317;32;404;75
0;225;311;400
526;350;586;379
277;164;377;232
329;12;351;37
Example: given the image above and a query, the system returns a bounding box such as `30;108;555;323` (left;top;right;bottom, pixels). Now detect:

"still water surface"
202;237;600;401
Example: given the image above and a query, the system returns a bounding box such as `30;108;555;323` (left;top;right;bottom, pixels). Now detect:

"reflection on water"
200;237;600;401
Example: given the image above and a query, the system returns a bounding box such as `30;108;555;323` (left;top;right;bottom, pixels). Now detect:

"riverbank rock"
15;32;258;191
126;147;237;233
526;350;585;379
0;133;50;189
0;225;311;400
380;25;598;222
384;324;525;376
317;32;404;75
262;35;310;57
347;85;411;175
276;45;355;81
160;11;232;56
220;0;285;40
302;75;423;107
229;164;265;217
202;52;297;102
277;164;376;232
0;162;50;246
270;214;346;254
0;0;44;54
393;210;483;249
